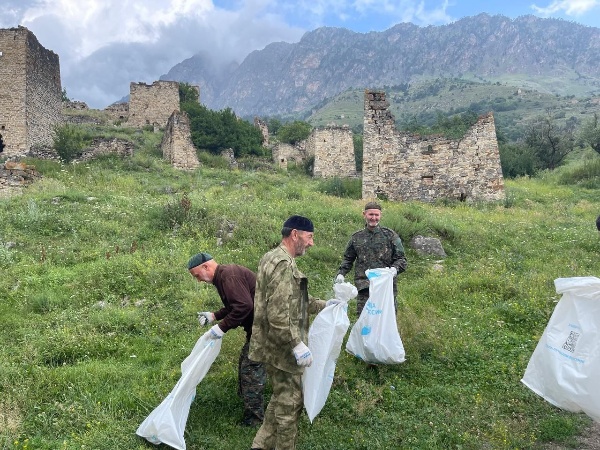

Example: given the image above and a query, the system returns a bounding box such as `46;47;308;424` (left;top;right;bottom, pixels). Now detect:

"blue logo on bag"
361;326;371;336
365;300;382;315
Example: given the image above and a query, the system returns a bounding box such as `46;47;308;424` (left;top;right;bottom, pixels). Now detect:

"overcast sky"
2;0;599;109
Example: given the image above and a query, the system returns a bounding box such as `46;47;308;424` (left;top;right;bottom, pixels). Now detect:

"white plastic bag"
303;282;357;422
136;335;222;449
346;268;406;364
521;276;600;422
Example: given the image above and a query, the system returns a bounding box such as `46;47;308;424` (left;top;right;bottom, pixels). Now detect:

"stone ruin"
362;90;505;202
0;26;62;158
271;125;356;178
307;126;357;178
0;161;41;198
254;117;269;146
104;102;129;122
78;138;134;161
161;111;199;171
127;81;181;129
271;141;308;170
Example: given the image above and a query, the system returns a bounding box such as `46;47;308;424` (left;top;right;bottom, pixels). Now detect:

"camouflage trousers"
238;340;266;426
356;284;398;316
251;365;303;450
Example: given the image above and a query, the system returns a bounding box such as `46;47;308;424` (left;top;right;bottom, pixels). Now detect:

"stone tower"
0;26;62;158
127;81;181;129
307;126;357;178
362;90;504;202
161;111;199;171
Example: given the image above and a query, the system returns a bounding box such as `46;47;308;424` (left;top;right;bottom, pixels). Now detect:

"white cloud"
2;0;305;108
531;0;600;16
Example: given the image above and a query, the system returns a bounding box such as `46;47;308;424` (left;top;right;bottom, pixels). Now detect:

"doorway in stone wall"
0;134;5;154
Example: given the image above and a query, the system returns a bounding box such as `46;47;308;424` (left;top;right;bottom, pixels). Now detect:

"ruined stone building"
127;81;181;129
0;26;62;158
254;117;269;146
362;90;505;202
272;141;309;170
271;126;356;178
161;111;199;171
104;102;129;122
306;126;357;178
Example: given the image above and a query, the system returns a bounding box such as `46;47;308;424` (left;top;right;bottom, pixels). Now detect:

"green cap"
187;253;213;270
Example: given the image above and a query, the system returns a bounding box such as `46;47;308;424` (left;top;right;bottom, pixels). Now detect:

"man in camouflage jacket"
249;215;331;450
336;201;407;315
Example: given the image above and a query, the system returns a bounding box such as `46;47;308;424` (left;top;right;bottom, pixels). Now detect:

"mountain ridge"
160;13;600;118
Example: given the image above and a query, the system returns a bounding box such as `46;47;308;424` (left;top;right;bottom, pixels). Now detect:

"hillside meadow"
1;139;599;450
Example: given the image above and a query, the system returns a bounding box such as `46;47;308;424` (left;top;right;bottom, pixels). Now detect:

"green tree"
277;121;312;145
181;102;264;157
580;112;600;155
499;143;536;178
61;88;70;102
179;82;199;104
525;112;575;170
267;118;282;135
353;133;363;172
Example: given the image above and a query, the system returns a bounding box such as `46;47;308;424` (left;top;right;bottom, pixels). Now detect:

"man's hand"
198;312;215;326
292;342;313;367
335;274;344;284
203;324;224;340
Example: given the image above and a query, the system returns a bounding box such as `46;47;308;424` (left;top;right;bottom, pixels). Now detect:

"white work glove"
203;324;224;340
292;342;313;367
388;267;397;277
326;299;343;307
198;311;215;326
335;274;344;284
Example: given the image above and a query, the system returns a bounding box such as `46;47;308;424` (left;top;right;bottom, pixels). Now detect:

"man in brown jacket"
188;252;265;427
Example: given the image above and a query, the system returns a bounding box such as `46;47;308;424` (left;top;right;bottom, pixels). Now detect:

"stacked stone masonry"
362;90;505;202
104;102;129;121
0;26;62;158
254;117;269;146
128;81;180;129
307;126;357;178
0;161;41;197
161;111;200;171
271;141;309;169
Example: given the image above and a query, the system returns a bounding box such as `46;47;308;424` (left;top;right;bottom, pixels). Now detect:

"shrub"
53;124;93;162
317;176;362;199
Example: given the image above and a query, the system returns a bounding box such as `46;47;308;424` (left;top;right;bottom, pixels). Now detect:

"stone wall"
127;81;180;129
308;126;357;178
271;141;309;169
0;26;62;158
78;138;134;161
0;161;41;198
362;90;505;202
161;111;199;170
104;102;129;121
254;117;269;146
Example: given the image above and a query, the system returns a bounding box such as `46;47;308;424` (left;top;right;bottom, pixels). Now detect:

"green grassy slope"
306;78;600;142
1;144;599;449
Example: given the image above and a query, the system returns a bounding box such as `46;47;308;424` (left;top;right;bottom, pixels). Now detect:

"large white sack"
346;268;405;364
303;282;356;422
521;276;600;422
136;335;222;449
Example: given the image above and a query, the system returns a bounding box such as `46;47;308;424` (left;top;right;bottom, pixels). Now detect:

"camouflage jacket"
338;225;407;291
249;244;325;374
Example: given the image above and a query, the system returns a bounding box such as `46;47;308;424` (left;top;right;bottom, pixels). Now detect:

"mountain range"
160;13;600;120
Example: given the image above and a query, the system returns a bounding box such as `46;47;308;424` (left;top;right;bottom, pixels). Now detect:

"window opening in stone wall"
0;134;4;153
0;51;3;57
